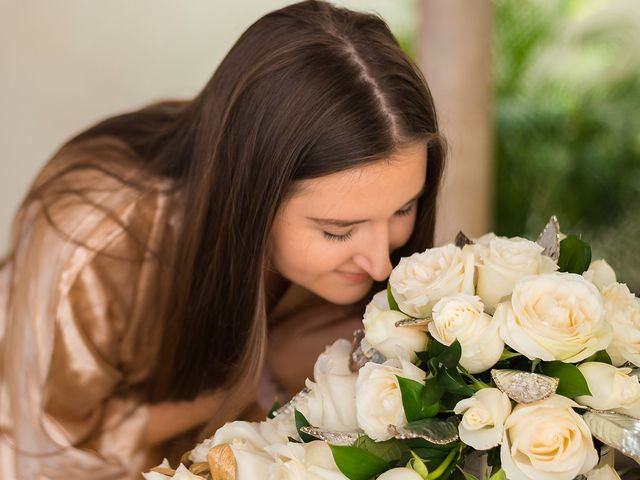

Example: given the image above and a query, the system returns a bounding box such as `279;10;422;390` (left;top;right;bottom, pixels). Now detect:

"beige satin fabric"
0;138;185;479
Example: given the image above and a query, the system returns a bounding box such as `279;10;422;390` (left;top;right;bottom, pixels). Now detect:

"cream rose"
576;362;640;419
601;282;640;367
454;388;512;450
501;395;598;480
473;235;558;313
585;464;621;480
496;272;612;362
389;244;475;318
301;339;359;432
355;359;426;441
583;259;617;291
363;290;428;361
211;421;275;478
429;294;504;373
377;468;424;480
266;441;348;480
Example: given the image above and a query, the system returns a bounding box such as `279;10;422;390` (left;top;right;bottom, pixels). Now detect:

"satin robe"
0;136;187;479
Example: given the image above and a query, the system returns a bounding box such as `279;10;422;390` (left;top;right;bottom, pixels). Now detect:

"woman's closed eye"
322;203;416;242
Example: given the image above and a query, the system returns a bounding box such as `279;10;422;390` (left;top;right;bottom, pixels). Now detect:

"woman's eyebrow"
307;184;427;227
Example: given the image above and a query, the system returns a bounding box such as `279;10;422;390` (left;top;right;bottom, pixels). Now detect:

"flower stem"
426;444;461;480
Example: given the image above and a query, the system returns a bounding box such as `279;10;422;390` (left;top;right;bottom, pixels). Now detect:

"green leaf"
436;369;475;396
541;361;592;398
429;340;462;372
294;409;315;443
352;436;406;463
267;399;281;419
456;466;479;480
489;468;506;480
499;348;523;361
329;445;390;480
583;350;613;365
397;376;441;421
408;451;430;479
387;282;401;312
558;235;592;274
487;446;501;475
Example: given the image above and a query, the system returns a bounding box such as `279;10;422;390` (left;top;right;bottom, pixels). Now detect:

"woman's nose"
353;224;393;282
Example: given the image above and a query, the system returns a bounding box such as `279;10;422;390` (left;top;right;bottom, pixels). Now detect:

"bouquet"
144;216;640;480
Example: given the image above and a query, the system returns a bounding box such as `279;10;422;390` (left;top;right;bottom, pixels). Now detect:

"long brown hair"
26;0;446;403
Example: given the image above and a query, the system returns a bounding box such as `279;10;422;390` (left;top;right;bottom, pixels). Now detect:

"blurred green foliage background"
492;0;640;292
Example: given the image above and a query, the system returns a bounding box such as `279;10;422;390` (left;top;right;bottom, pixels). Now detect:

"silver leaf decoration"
395;316;431;328
455;231;474;248
536;215;561;261
388;417;459;445
272;387;311;419
299;426;362;446
349;329;386;372
491;369;558;404
583;410;640;463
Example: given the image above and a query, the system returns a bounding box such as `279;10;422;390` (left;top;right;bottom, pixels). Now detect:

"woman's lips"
335;270;370;283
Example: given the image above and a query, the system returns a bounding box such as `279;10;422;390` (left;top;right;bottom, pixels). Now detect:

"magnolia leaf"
352;436;406;463
299;426;361;446
536;215;561;262
329;445;390;480
540;361;591;398
491;369;558;403
583;411;640;463
389;417;459;445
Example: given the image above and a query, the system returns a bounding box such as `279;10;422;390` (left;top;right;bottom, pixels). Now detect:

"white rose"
601;282;640;367
585;464;621;480
363;290;428;361
496;272;612;362
454;388;512;450
429;294;504;373
583;259;617;291
501;395;598;480
212;421;275;478
389;244;475;318
301;339;359;432
473;235;558;313
355;359;426;441
576;362;640;419
377;468;424;480
266;441;348;480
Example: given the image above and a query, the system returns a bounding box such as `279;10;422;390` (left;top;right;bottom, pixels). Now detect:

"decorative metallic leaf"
272;387;311;419
395;316;431;328
299;426;363;446
455;231;474;248
207;444;237;480
536;215;561;261
388;417;460;445
491;369;558;404
349;330;368;372
349;329;386;372
583;410;640;463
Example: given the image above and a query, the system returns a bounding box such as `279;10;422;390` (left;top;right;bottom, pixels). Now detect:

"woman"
0;0;445;478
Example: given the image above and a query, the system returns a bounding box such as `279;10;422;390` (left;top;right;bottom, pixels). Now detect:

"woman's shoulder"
8;134;183;269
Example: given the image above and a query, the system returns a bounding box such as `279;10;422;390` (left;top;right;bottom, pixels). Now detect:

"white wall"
1;0;415;252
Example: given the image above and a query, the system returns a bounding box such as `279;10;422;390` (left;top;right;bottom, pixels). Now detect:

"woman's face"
269;141;428;305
